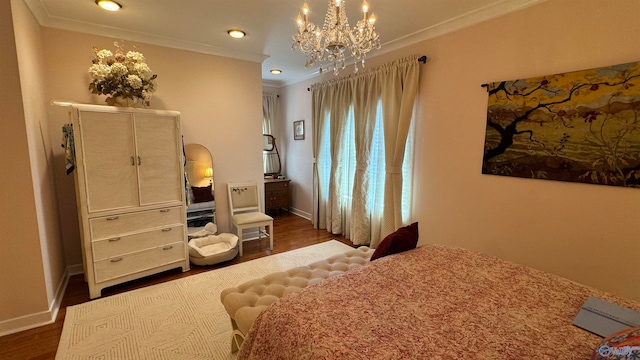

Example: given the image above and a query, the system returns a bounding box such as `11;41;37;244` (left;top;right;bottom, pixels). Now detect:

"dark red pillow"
191;185;214;203
370;222;419;261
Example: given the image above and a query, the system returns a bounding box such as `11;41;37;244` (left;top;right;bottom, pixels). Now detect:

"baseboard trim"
0;266;74;337
67;263;84;276
0;308;54;338
290;207;311;220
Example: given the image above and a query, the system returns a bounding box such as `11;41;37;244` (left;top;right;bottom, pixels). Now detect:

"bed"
238;244;640;359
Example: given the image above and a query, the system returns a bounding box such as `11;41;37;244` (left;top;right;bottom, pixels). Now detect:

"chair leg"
237;225;243;257
269;221;273;250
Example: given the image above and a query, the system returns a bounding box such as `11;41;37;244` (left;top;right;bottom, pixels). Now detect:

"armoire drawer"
92;225;184;261
93;242;185;283
90;206;183;239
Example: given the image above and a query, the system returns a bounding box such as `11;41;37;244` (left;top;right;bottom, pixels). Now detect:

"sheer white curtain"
312;55;420;246
262;93;277;135
262;93;278;173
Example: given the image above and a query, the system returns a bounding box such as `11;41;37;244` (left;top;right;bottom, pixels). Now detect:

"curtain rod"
306;55;428;91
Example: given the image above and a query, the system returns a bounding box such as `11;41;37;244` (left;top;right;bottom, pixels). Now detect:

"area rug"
55;240;354;360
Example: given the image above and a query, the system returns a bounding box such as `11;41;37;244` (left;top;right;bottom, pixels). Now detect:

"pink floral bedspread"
238;244;640;360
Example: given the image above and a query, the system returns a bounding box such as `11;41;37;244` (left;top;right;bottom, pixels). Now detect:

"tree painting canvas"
482;61;640;188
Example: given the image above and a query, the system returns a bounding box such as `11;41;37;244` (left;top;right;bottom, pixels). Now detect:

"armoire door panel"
79;111;139;212
134;114;183;205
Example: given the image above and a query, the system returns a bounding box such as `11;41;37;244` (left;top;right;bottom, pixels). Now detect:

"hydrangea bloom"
88;64;110;80
96;49;112;59
126;51;145;63
110;63;128;77
127;74;143;89
134;63;152;80
88;43;157;106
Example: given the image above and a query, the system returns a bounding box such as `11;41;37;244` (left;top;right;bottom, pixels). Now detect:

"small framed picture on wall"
294;120;305;140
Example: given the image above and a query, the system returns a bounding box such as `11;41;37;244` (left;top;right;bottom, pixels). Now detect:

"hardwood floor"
0;213;352;360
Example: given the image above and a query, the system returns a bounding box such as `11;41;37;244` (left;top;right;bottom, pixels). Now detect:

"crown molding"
262;80;284;88
23;0;268;63
378;0;548;56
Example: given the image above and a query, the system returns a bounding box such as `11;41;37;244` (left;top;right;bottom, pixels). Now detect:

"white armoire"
68;104;189;299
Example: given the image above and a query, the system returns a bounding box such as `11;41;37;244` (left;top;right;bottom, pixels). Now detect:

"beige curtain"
312;89;324;229
350;74;381;244
376;57;420;247
312;79;353;234
312;55;420;245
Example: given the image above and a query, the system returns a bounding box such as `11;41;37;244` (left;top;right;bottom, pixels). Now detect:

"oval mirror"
184;143;215;229
263;134;281;178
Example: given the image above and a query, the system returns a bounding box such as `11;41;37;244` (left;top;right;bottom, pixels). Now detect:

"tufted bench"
220;246;374;352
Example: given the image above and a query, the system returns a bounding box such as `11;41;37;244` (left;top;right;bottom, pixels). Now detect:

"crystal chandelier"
292;0;381;75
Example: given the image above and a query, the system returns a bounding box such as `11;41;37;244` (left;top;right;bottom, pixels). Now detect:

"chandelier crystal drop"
292;0;381;75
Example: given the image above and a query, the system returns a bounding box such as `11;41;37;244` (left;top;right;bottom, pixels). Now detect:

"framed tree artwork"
294;120;305;140
482;60;640;188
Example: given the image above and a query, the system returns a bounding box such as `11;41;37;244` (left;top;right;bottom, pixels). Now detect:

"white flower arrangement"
88;43;157;106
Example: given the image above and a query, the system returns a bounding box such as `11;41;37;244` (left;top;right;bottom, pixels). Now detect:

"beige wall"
13;0;66;308
279;82;314;219
42;28;265;268
0;0;55;330
281;0;640;300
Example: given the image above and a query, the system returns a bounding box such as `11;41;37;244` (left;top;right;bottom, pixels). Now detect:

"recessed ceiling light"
95;0;122;11
270;69;282;75
228;30;246;39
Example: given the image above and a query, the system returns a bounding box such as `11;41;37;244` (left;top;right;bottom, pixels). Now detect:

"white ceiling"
24;0;545;87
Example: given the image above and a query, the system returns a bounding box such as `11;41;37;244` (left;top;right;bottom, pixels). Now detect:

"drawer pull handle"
163;245;173;250
106;216;119;221
160;209;170;213
130;156;135;166
138;156;142;165
111;257;123;263
108;237;121;242
162;228;172;232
